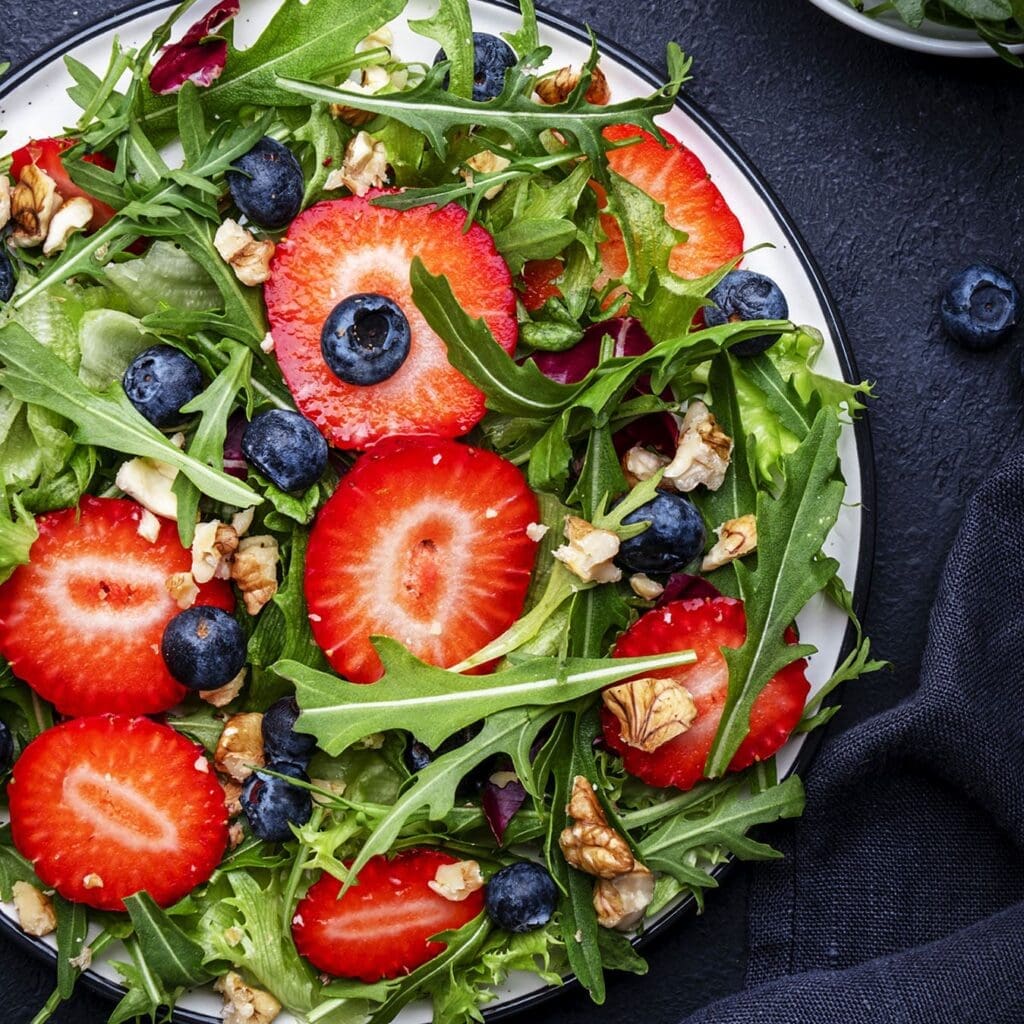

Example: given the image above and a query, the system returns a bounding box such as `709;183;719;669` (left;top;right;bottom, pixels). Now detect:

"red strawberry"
264;194;517;451
602;597;809;790
520;258;563;311
292;848;485;981
8;715;228;910
10;138;117;232
305;437;538;683
598;124;744;287
0;497;234;717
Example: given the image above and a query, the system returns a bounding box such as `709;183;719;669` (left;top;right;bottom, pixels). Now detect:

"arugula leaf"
797;634;888;733
503;0;540;55
279;42;692;178
0;322;261;509
410;0;475;99
54;896;90;999
280;639;696;756
123;891;211;989
706;410;845;776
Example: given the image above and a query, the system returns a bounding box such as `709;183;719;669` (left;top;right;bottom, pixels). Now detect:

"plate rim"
0;1;877;1020
806;0;1024;56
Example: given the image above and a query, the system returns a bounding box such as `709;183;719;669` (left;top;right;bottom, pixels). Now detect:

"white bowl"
807;0;1024;56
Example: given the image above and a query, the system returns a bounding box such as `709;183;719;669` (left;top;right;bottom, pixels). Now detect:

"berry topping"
262;696;317;767
617;492;706;575
10;138;117;231
602;597;810;790
305;437;538;682
292;848;485;981
320;293;411;385
484;861;558;933
240;761;313;842
0;497;233;717
0;252;15;304
940;262;1022;350
0;721;13;774
264;195;516;450
8;715;228;910
434;32;517;102
241;409;328;492
704;270;789;357
599;124;744;286
226;136;304;230
123;344;205;427
161;606;247;690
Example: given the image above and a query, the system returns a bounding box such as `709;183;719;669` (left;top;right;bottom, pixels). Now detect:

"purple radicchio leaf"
149;0;240;96
223;411;248;479
482;771;527;846
656;573;722;607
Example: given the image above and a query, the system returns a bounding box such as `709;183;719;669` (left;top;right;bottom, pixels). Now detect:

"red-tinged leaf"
481;772;527;845
149;0;240;96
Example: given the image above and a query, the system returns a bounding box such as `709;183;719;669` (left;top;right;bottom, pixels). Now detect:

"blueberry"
123;345;205;427
705;270;789;358
263;696;317;767
320;293;411;386
0;721;14;774
617;492;706;575
241;761;313;842
0;251;16;304
226;137;304;230
940;263;1021;351
241;409;328;492
485;861;558;933
161;606;247;690
434;32;517;102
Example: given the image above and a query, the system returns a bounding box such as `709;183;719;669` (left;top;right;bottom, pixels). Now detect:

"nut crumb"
215;713;265;782
622;445;670;488
552;516;622;584
115;456;179;519
200;668;246;708
260;332;275;353
428;860;485;902
10;165;62;248
194;755;211;773
460;149;512;200
215;971;282;1024
231;508;255;537
165;571;199;610
12;881;56;937
701;514;757;572
69;946;93;971
214;219;275;287
136;509;162;544
0;177;11;231
326;131;388;197
82;873;104;890
535;64;610;105
629;573;664;600
525;522;549;542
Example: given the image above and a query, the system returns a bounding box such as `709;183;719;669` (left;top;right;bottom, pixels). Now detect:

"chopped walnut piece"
191;520;239;584
460;150;512;201
201;667;246;707
214;218;274;287
701;514;758;572
0;177;11;231
69;946;93;971
629;573;664;600
558;776;634;879
357;25;394;52
43;196;94;255
222;778;244;818
137;509;162;544
622;445;670;488
165;571;200;610
9;165;62;248
602;676;697;753
82;873;104;890
215;712;265;782
552;515;622;584
428;859;485;902
227;822;245;850
231;508;255;537
593;865;655;931
663;400;733;493
215;971;282;1024
12;881;57;937
231;535;279;614
535;64;610;105
325;131;388;197
116;456;179;519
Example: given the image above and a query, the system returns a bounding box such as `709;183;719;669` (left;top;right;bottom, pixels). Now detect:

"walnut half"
558;776;634;879
593;865;655;932
602;676;697;753
231;535;280;614
535;64;610;105
9;165;62;248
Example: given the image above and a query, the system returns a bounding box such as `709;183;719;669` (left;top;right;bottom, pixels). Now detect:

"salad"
0;1;882;1022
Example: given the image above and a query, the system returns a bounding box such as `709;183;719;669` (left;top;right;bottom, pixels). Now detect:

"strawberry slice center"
56;558;173;632
63;763;177;850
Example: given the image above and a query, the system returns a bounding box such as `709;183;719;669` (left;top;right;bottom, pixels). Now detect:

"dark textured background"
2;0;1022;1020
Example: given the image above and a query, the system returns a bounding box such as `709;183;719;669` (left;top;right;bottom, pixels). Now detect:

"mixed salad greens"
846;0;1024;61
0;0;884;1021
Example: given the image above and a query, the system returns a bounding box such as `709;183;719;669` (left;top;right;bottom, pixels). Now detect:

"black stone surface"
1;1;1022;1021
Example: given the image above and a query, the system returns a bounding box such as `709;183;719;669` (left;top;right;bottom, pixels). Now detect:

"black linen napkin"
685;455;1024;1023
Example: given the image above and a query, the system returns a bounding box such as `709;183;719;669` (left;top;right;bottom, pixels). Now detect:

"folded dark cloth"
686;456;1024;1023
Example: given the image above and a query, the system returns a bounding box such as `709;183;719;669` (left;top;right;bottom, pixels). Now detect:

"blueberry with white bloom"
705;270;789;358
123;345;205;427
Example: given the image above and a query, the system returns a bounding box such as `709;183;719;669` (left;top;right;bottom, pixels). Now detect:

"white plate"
807;0;1024;56
0;1;873;1021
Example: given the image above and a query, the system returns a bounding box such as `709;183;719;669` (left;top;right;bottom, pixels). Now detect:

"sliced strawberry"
520;258;563;311
598;124;744;287
10;138;117;232
0;497;234;717
292;848;484;982
8;715;228;910
265;194;517;450
602;597;809;790
305;437;538;683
